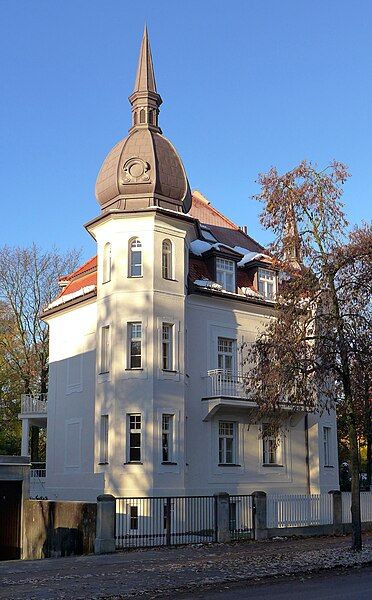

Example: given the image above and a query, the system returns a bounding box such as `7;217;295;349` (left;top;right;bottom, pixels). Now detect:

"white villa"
19;29;339;502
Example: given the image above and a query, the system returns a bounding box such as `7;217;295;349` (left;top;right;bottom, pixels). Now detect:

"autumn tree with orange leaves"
245;161;371;551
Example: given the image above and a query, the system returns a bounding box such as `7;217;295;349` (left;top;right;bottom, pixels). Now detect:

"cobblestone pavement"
0;533;371;600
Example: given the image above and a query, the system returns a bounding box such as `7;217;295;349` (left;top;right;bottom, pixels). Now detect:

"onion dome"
95;27;191;214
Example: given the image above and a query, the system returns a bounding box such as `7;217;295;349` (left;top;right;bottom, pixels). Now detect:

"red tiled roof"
189;191;238;230
189;257;212;281
60;256;97;282
59;271;97;297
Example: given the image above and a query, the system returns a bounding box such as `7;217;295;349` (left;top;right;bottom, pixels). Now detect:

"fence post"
165;497;171;545
252;491;268;540
214;492;231;542
329;490;342;535
95;494;116;554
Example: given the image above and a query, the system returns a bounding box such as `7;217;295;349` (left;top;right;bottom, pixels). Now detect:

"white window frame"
262;424;282;466
162;239;173;279
99;415;109;464
161;414;174;463
162;323;174;371
129;238;142;277
127;414;142;463
100;325;110;373
323;426;332;467
102;242;111;283
258;268;277;301
128;322;142;369
218;421;236;465
216;258;235;292
217;337;236;372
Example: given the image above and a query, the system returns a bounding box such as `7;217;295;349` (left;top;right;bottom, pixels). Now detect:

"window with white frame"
323;426;332;466
216;258;235;292
162;414;174;462
162;239;172;279
100;325;110;373
218;421;235;464
218;337;235;372
258;268;276;301
102;242;111;283
262;424;280;465
129;238;142;277
128;322;142;368
162;323;174;370
129;505;138;529
99;415;109;463
127;414;141;462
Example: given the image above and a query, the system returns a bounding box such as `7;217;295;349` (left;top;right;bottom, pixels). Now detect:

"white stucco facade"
40;208;339;502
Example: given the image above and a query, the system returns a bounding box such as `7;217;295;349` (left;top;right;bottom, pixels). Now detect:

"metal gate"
116;496;217;549
229;494;254;540
0;481;22;560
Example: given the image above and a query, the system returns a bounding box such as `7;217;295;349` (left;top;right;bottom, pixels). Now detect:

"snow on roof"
47;285;96;310
194;279;223;290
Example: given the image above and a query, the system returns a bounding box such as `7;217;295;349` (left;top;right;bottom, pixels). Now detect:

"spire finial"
129;26;162;132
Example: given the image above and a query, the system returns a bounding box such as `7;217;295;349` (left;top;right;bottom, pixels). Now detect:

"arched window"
139;109;145;124
129;238;142;277
162;239;172;279
133;111;138;125
102;242;111;283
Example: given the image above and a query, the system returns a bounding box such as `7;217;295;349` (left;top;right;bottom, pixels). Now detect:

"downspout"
305;414;311;494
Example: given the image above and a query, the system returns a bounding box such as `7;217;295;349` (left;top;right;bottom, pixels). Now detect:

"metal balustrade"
20;394;48;414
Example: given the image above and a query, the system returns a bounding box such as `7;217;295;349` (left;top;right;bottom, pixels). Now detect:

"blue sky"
1;0;371;261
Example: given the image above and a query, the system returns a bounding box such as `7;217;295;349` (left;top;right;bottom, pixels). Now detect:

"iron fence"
229;494;254;540
115;495;217;549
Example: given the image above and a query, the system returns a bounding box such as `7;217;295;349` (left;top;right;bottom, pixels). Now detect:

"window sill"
99;371;110;375
124;461;143;465
125;368;143;371
262;463;283;467
161;461;178;465
98;462;109;465
218;463;241;467
324;465;334;468
162;369;177;373
128;275;143;279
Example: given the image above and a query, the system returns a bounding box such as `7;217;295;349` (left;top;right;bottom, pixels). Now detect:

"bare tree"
245;161;371;551
0;244;80;456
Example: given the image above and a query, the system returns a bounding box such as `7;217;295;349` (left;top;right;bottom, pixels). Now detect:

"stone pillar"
252;491;268;540
329;490;343;535
95;494;116;554
21;419;30;457
214;492;231;543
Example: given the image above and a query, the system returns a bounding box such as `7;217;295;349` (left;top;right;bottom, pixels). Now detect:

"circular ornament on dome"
122;157;151;184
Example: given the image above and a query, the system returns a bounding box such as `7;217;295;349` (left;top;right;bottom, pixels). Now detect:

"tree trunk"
348;414;362;550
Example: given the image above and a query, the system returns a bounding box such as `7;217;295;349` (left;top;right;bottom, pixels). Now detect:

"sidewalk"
1;533;371;600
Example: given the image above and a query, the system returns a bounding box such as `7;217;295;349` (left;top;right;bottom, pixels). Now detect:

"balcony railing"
207;369;247;398
21;394;48;414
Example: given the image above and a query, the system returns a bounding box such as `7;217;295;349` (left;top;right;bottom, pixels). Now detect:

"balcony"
203;369;304;423
208;369;246;398
20;394;48;415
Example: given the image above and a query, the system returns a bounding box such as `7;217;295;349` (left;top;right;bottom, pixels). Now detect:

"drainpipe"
305;413;311;494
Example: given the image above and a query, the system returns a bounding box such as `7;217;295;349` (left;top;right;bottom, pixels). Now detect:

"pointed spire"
133;25;157;94
129;26;162;133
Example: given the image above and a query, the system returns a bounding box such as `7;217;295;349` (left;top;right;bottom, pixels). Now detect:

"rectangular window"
129;505;138;530
323;426;332;466
129;322;142;368
219;421;235;464
216;258;235;292
162;323;173;370
99;415;109;463
218;337;235;372
162;414;174;462
100;325;110;373
262;425;279;465
128;414;141;462
258;268;276;301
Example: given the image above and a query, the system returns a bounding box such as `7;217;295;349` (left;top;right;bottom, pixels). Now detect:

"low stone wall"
22;500;97;559
267;522;372;539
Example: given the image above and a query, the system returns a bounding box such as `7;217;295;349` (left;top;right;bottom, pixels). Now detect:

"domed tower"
95;26;192;214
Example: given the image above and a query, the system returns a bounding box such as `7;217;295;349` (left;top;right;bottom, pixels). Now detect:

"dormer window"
216;258;235;292
258;268;276;301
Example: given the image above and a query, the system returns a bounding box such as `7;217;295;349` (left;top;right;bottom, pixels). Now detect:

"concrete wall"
22;500;96;559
